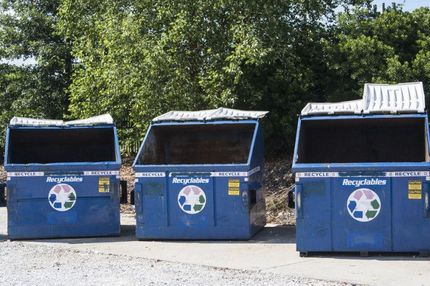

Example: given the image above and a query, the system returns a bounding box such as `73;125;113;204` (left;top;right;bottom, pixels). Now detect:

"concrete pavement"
1;207;429;286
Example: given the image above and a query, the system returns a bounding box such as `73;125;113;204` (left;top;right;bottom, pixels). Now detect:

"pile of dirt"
119;158;136;215
0;166;6;183
263;157;295;225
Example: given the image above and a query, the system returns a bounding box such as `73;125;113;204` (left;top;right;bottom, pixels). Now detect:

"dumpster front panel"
332;175;391;251
169;173;215;228
293;113;430;253
5;122;121;239
295;171;430;253
134;166;264;239
7;171;120;239
134;119;266;240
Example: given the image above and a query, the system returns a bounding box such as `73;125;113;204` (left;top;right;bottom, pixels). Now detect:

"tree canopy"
0;0;72;145
1;0;430;155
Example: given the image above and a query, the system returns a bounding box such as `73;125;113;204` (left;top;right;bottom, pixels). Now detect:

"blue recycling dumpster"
292;82;430;255
5;114;121;239
133;108;267;239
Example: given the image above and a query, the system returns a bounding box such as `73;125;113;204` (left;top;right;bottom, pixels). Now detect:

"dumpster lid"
152;107;268;122
301;99;363;116
9;114;114;127
301;82;426;116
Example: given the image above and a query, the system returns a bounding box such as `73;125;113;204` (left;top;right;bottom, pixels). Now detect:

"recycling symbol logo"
347;188;381;222
177;185;206;214
48;183;77;212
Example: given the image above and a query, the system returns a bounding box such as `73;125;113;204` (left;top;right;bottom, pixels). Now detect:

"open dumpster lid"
9;114;114;127
152;107;268;122
301;82;426;116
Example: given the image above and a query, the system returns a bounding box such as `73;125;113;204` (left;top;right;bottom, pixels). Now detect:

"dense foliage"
1;0;430;155
0;0;72;146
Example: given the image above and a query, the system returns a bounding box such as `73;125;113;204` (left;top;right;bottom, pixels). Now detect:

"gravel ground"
0;241;349;286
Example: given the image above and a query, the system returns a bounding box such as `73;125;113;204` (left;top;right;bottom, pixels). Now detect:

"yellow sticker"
228;189;240;195
228;179;240;195
408;181;422;199
98;177;110;193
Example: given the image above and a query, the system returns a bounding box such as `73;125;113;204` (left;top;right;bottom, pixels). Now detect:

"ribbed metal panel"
64;114;114;126
301;82;426;116
301;100;363;116
363;82;425;114
152;107;268;122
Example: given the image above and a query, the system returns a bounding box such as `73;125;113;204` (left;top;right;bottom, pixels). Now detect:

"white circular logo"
48;183;77;212
177;185;206;214
347;188;381;222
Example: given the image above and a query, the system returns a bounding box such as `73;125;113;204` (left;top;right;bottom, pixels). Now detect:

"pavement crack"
261;259;315;270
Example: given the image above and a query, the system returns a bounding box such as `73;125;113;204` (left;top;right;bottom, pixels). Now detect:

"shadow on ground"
3;220;428;262
308;251;430;261
28;224;296;245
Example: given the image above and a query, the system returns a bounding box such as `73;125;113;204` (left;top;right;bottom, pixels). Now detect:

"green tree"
326;5;430;106
0;0;73;134
59;0;363;154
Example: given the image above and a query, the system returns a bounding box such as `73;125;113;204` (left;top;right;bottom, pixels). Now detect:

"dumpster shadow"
30;224;136;245
24;224;296;245
155;225;296;245
250;225;296;244
301;252;430;261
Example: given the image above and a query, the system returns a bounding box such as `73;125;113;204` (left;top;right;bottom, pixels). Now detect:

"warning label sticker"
408;180;422;199
98;177;110;193
228;179;240;195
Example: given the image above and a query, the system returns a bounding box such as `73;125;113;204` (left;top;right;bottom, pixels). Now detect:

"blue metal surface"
133;120;266;240
292;113;430;253
5;125;121;239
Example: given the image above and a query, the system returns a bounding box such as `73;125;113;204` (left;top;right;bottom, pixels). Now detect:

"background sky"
373;0;430;10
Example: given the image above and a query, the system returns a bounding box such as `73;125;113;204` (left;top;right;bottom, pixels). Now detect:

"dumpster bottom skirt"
8;223;120;240
136;224;263;240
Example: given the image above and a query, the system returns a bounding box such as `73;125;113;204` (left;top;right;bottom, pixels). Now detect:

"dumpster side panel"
7;172;120;239
392;176;430;252
247;172;266;235
136;174;167;227
295;178;332;252
213;176;247;228
248;122;266;235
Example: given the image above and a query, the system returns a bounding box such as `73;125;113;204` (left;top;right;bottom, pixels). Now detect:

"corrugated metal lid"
363;82;425;114
64;114;114;126
10;114;114;126
301;82;426;116
152;107;268;122
301;99;363;116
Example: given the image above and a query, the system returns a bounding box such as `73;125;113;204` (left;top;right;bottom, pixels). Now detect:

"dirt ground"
264;157;295;224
